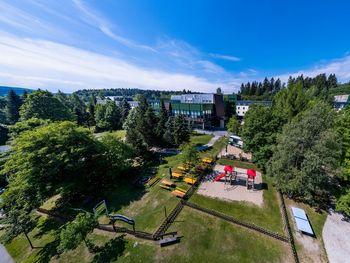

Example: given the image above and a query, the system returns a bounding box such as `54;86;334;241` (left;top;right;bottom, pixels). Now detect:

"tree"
123;108;147;155
173;115;190;147
163;117;175;146
272;81;310;121
8;118;50;139
0;208;37;249
20;90;74;121
120;97;130;124
87;95;96;127
5;90;21;124
327;74;338;89
155;101;168;143
181;143;199;169
226;116;240;135
241;105;284;167
58;213;98;252
70;93;89;126
2;121;132;212
335;107;350;215
0;124;8;145
267;102;341;206
95;102;121;131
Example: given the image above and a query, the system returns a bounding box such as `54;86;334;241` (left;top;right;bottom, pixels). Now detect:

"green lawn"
189;133;213;146
4;134;290;263
190;175;285;234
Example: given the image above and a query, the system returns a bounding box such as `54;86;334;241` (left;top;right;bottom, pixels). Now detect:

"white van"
229;135;243;148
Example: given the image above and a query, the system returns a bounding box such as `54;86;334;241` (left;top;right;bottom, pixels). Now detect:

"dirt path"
323;211;350;263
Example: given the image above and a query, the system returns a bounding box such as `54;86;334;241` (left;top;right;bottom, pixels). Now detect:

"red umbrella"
224;165;234;173
247;169;256;178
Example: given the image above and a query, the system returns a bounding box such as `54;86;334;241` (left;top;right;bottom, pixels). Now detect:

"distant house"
236;100;272;117
334;94;350;110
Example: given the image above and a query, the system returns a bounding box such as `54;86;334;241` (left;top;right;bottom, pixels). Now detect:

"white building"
236;100;272;117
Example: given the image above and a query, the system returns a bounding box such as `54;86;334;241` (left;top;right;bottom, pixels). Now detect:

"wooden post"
164;206;168;220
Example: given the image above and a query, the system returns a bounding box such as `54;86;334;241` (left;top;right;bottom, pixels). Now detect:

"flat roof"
291;207;314;235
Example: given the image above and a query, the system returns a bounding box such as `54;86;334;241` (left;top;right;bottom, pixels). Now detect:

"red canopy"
224;165;234;173
247;169;256;177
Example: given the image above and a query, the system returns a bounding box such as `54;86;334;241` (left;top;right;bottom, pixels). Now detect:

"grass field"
3;134;292;262
190;175;285;234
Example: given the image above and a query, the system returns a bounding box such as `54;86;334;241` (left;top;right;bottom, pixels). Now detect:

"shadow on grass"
91;235;127;263
33;216;65;239
35;238;60;263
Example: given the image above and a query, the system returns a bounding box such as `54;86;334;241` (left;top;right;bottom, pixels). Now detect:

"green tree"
123;108;147;155
8;118;50;139
0;124;8;145
267;102;341;206
273;81;310;121
240;105;284;167
120;97;131;124
5;90;22;124
58;213;98;252
0;208;37;249
155;101;168;143
95;102;121;131
181;143;199;169
2;121;131;212
336;189;350;216
173;115;190;147
163;117;175;146
20;90;74;121
226;116;240;135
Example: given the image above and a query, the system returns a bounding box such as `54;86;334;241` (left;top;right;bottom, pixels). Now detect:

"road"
0;244;14;263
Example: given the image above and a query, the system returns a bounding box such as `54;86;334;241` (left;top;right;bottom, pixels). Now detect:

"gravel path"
0;244;14;263
323;211;350;263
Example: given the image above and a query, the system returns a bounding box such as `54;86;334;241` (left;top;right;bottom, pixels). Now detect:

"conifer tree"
5;90;21;124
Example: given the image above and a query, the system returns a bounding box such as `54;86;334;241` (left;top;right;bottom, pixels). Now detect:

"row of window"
237;106;247;110
172;109;212;116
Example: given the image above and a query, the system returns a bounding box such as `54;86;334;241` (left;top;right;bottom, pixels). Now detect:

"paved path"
205;135;221;147
0;244;14;263
323;211;350;263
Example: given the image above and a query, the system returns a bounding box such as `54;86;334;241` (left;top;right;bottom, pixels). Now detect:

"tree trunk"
24;231;34;249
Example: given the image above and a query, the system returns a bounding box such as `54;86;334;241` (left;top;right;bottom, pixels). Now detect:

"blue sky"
0;0;349;93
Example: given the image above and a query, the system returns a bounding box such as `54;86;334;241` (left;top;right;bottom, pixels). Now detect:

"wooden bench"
171;171;183;179
161;179;174;186
158;232;179;247
201;158;213;164
160;184;172;190
184;177;197;185
171;190;186;198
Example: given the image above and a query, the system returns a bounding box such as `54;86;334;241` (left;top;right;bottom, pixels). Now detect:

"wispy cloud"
72;0;156;52
210;53;241;62
0;33;238;93
276;55;350;83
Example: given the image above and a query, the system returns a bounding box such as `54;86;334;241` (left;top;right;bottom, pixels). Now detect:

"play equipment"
184;177;196;185
109;214;135;225
214;173;226;182
224;165;234;173
246;169;257;190
93;200;109;216
171;189;186;198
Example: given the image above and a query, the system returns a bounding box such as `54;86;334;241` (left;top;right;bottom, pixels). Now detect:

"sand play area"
197;164;264;207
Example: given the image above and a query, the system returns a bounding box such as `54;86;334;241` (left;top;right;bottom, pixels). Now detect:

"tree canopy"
20;90;74;121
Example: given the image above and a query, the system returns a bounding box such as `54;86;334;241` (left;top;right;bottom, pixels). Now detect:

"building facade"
236;100;272;117
334;94;350;110
170;94;225;129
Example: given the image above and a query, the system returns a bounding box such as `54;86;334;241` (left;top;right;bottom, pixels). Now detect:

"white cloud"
0;33;238;93
210;53;241;62
276;55;350;83
72;0;156;52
